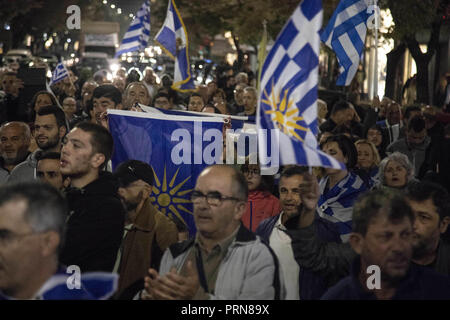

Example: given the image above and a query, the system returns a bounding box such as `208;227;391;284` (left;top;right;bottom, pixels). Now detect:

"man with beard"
0;122;31;184
228;83;245;115
321;188;450;299
59;122;125;272
112;160;178;299
8;106;66;183
406;181;450;274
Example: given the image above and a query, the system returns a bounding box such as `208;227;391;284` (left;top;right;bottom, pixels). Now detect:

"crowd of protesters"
0;57;449;300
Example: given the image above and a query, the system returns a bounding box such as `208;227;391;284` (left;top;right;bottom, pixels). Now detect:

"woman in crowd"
318;134;368;242
378;152;414;191
365;124;388;159
354;139;380;188
241;159;281;232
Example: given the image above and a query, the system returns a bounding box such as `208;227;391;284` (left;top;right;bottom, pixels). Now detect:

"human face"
407;129;426;146
144;69;156;84
213;93;225;105
386;104;401;125
154;97;170;110
127;84;150;107
0;200;48;299
1;75;16;95
62;97;77;117
34;94;53;112
34;114;62;151
81;82;97;106
242;90;256;115
279;174;304;218
355;214;412;283
234;85;245;106
408;198;447;259
367;128;382;147
0;125;29;165
36;159;64;190
93;97;116;124
113;77;126;93
118;180;147;212
322;141;347;175
356;143;374;170
188;96;204;112
243;164;262;192
333;108;353;127
192;167;245;241
60;128;96;178
384;160;408;188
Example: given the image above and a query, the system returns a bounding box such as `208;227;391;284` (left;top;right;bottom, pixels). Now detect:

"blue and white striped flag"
258;0;345;171
154;0;195;92
321;0;371;86
115;0;151;57
50;62;69;86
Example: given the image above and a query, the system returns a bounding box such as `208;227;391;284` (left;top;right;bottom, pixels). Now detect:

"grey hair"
0;121;31;141
379;152;414;186
0;182;68;252
243;86;257;97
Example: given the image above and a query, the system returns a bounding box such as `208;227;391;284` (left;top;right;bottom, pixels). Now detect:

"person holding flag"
154;0;195;92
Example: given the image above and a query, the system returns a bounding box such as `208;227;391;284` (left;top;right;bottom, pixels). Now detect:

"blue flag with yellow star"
108;110;224;235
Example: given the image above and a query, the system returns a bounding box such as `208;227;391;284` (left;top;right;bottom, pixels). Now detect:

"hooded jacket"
60;172;125;273
242;190;281;232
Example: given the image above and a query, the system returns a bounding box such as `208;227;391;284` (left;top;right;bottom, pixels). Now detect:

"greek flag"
258;0;345;171
321;0;371;86
154;0;195;92
115;0;151;57
50;62;69;86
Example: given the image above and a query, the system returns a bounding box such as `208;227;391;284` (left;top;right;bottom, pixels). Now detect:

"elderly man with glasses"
142;164;283;300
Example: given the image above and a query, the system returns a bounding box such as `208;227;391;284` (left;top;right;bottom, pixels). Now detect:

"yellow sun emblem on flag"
149;165;192;226
262;83;308;142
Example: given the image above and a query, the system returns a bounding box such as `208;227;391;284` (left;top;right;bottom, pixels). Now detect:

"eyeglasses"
242;168;261;176
190;190;241;206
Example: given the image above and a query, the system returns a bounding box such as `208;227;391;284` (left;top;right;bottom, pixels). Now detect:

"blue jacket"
321;257;450;300
256;214;341;300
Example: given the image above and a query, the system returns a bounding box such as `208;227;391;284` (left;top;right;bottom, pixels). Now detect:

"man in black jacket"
59;121;125;272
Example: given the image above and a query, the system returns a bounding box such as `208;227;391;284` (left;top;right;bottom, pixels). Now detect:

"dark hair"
280;165;309;179
320;134;358;169
408;116;426;133
92;85;122;105
74;122;113;170
406;181;450;220
36;105;67;130
352;189;414;235
30;91;58;109
240;161;275;192
190;92;203;99
153;92;170;102
330;100;351;116
0;182;68;251
35;151;61;162
403;105;422;121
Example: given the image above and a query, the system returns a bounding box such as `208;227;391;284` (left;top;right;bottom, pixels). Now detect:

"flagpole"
373;0;379;99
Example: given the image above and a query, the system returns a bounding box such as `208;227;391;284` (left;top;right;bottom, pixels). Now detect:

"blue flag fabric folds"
258;0;345;170
154;0;195;91
320;0;371;86
115;0;151;57
108;110;224;235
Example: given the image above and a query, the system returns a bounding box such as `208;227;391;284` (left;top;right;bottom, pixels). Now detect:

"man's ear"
41;231;60;257
233;200;246;221
90;153;106;169
349;232;364;255
440;216;450;234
